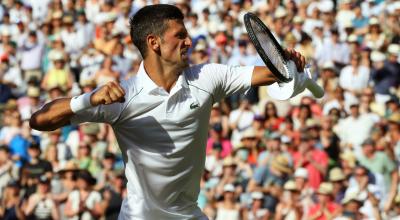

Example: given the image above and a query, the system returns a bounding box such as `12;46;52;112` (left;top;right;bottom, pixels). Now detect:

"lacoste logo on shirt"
190;102;200;109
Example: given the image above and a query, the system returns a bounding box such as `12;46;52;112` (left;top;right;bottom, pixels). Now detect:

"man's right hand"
90;81;126;106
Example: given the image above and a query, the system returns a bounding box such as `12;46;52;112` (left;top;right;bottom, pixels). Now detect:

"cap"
388;44;399;55
39;175;50;184
370;50;386;62
369;17;379;25
347;34;358;43
329;167;346;182
28;142;40;150
77;170;96;185
27;86;40;98
241;128;256;140
251;191;264;200
318;1;334;13
361;138;375;146
104;152;116;160
294;168;308;179
223;184;235;192
322;61;335;70
48;50;65;61
7;179;20;188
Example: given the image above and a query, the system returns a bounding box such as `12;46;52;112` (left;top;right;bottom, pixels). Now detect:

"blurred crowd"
0;0;399;220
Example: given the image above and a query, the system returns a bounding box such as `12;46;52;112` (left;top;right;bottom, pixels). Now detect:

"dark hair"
129;4;184;58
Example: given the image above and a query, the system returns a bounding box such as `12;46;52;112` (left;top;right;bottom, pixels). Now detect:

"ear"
147;35;160;53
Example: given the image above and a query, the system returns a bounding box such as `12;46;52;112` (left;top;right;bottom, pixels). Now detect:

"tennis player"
30;4;306;220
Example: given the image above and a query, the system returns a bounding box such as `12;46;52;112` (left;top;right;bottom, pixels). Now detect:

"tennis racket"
244;12;324;98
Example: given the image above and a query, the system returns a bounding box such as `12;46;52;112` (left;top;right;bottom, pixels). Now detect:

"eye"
176;31;188;39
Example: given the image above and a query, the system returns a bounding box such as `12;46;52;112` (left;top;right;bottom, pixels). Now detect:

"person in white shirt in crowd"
335;100;375;156
18;30;45;82
229;98;256;146
30;4;307;220
315;29;350;68
339;53;370;98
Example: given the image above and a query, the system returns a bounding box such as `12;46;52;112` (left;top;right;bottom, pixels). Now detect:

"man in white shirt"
30;4;306;220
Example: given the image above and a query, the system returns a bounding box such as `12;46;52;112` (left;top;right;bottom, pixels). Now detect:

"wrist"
70;92;93;113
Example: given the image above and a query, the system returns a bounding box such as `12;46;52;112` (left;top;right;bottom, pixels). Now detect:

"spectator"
293;133;328;190
275;180;302;220
0;146;12;198
339;53;370;97
215;184;241;220
64;170;102;220
0;180;24;220
307;182;340;220
24;175;60;220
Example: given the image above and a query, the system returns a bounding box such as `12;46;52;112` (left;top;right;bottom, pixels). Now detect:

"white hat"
241;128;256;140
251;191;264;200
369;17;379;25
370;50;386;62
293;16;304;24
223;184;235;192
388;44;399;55
347;34;358;43
274;7;287;18
294;168;308;179
48;50;65;61
1;28;11;36
318;1;334;13
322;61;335;70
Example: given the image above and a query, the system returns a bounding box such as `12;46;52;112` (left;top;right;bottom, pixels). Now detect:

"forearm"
30;98;73;131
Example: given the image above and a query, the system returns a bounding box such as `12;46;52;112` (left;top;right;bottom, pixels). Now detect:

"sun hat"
329;167;346;182
317;182;333;195
270;155;291;174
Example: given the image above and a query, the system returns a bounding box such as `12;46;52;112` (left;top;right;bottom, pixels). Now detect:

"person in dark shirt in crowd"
20;142;52;198
100;173;127;220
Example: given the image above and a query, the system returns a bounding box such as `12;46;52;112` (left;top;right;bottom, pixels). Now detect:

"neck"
143;58;183;93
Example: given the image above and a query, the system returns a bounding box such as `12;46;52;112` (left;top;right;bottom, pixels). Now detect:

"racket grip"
305;79;324;98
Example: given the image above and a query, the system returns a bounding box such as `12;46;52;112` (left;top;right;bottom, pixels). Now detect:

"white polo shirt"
71;62;254;219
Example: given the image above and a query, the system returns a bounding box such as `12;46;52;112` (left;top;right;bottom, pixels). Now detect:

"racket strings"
249;19;291;79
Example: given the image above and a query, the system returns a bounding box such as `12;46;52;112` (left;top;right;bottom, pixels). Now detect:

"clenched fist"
90;81;126;106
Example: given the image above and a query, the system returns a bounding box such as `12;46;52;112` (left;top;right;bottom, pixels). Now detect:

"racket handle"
306;79;324;98
304;67;324;98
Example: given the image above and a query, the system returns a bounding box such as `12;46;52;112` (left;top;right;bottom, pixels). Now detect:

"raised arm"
30;81;125;131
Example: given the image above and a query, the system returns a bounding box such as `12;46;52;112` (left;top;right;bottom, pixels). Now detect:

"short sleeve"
189;64;254;102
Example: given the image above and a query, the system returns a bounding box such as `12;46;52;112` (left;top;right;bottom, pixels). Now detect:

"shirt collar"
137;62;189;95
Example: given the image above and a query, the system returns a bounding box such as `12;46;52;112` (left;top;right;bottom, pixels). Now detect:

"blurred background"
0;0;399;219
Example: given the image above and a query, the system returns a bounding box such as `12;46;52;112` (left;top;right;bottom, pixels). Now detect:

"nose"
185;36;192;48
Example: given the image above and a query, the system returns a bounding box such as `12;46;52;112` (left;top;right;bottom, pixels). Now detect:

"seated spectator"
307;182;340;220
20;142;52;198
24;175;60;220
0;180;24;219
275;180;302;220
93;56;120;86
339;53;370;97
215;184;241;220
64;170;102;219
206;123;232;158
0;146;13;198
293;133;328;190
242;191;269;220
41;50;74;92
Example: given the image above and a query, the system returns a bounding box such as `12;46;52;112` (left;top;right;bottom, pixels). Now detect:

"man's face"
158;19;192;70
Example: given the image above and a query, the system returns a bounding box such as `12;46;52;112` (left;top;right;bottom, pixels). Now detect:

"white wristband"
70;92;93;113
